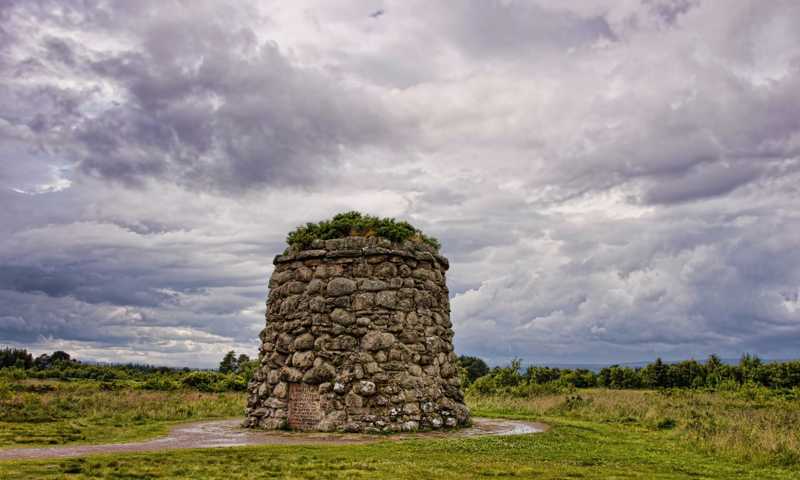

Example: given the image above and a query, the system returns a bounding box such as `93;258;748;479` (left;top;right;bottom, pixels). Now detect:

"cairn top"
275;235;449;270
285;211;440;252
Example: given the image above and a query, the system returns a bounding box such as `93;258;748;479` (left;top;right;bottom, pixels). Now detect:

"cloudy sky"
1;0;799;368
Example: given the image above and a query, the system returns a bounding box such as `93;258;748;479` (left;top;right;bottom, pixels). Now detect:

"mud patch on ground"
0;417;548;461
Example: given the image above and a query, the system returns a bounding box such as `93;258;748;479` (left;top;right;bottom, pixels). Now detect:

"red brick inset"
287;383;322;430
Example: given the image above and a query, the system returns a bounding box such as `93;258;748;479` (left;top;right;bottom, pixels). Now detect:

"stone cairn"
244;235;470;433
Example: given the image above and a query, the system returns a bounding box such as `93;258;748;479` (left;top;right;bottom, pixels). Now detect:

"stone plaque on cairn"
244;234;470;433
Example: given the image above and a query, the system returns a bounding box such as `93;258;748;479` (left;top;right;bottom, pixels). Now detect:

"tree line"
458;354;800;394
5;347;799;393
0;347;254;392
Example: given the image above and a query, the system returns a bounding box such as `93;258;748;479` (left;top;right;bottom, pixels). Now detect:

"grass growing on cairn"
286;211;441;250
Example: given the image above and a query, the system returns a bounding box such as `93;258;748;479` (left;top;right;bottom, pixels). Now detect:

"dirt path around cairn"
0;417;548;461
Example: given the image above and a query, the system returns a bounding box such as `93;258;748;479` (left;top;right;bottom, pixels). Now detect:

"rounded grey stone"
327;277;357;296
330;308;355;326
361;331;396;351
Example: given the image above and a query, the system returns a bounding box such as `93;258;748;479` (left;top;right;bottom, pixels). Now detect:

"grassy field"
471;388;800;466
0;379;245;447
1;383;798;479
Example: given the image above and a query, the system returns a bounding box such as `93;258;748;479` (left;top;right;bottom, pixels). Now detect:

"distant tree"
598;365;614;387
525;366;561;385
50;351;72;364
0;348;33;369
492;358;524;387
738;353;765;384
620;367;643;389
764;360;800;388
704;354;725;388
22;351;74;370
642;358;669;388
219;350;238;373
457;355;490;384
236;354;250;368
236;356;258;381
560;368;597;388
706;354;723;371
668;360;706;388
33;354;51;369
598;365;642;389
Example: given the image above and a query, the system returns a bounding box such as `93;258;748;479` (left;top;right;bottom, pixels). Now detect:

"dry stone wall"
244;236;470;433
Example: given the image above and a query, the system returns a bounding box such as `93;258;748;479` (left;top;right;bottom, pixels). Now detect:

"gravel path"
0;417;548;461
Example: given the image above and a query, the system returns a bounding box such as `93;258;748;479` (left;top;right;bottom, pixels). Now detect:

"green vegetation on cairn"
286;211;441;250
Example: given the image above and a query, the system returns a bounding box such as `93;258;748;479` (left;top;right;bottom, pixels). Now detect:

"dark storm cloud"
642;162;760;204
0;211;265;309
0;264;187;308
1;0;403;193
42;36;77;66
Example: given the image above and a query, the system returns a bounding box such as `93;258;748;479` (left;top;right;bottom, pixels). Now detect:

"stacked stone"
244;236;470;433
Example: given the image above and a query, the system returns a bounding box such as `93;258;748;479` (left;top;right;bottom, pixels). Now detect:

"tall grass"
468;387;800;466
0;379;246;447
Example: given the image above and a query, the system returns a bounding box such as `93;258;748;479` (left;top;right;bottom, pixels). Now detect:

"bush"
140;376;181;391
286;211;440;250
458;356;490;385
179;371;227;392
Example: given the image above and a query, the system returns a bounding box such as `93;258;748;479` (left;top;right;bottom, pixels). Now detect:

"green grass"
1;387;798;478
469;389;800;466
0;380;245;448
0;420;797;479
